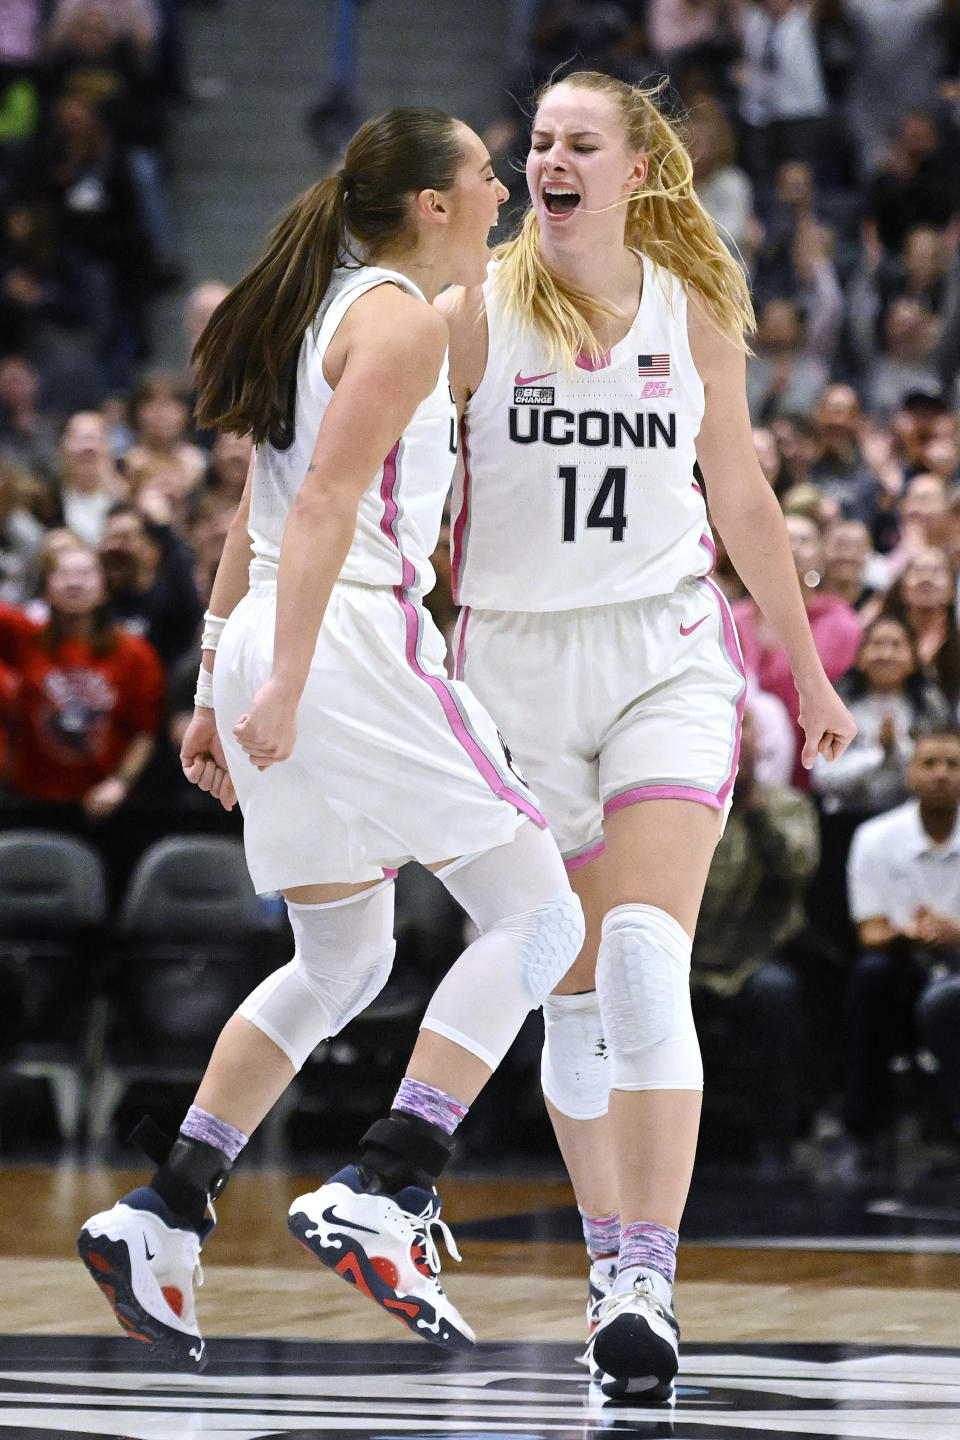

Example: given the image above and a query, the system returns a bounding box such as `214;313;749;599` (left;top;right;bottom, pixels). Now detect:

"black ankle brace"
357;1110;454;1192
130;1116;233;1233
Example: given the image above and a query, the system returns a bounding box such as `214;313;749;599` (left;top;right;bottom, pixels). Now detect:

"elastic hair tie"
337;169;352;194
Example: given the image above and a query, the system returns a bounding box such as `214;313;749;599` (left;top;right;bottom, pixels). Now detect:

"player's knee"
509;887;585;1003
541;989;610;1119
597;902;702;1091
238;882;395;1072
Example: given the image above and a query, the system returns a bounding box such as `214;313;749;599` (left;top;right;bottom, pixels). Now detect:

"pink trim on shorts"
702;576;746;807
450;417;469;604
698;529;716;572
382;867;399;880
604;784;722;815
379;444;546;828
454;605;470;681
564;839;606;871
576;349;611;371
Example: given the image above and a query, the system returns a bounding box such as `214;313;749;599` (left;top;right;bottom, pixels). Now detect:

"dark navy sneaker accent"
288;1163;475;1350
77;1186;208;1371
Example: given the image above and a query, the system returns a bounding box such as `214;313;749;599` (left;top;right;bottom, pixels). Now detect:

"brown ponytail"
192;107;465;445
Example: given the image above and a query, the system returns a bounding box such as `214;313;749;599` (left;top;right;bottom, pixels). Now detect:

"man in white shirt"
843;730;960;1169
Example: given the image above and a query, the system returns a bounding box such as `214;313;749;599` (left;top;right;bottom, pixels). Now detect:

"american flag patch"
638;353;670;376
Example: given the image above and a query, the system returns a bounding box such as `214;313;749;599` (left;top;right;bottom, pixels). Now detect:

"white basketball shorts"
214;572;544;891
453;576;746;870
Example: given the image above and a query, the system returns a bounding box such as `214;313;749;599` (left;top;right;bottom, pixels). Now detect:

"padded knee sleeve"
597;903;702;1091
541;990;611;1120
421;821;585;1070
237;881;395;1072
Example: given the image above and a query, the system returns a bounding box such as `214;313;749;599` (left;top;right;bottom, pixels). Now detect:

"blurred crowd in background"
1;0;960;1180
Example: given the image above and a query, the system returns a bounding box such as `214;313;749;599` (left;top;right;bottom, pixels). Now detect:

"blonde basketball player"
77;107;584;1372
438;72;856;1400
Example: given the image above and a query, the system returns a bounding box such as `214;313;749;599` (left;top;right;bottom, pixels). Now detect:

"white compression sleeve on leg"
420;820;585;1070
596;902;702;1091
541;990;611;1119
237;880;395;1072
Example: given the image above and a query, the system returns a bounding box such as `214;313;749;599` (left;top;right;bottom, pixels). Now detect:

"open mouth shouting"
543;185;581;218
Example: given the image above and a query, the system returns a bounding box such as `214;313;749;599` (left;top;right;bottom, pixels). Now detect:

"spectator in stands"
865;297;946;421
735;510;863;785
753;423;792;499
882;544;960;709
98;498;202;665
845;2;946;174
692;705;820;1178
820;517;883;621
688;94;760;266
843;727;960;1174
0;353;58;480
0;542;164;817
52;408;126;544
200;429;252;508
770;410;818;489
746;297;830;421
0;199;106;410
812;615;952;815
0;455;45;604
733;0;831;208
751;161;843;348
808;384;903;540
122;370;206;525
182;280;229;448
863;109;958;256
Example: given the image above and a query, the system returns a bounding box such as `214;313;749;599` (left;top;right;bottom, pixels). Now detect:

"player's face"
526;85;646;244
442;125;508;286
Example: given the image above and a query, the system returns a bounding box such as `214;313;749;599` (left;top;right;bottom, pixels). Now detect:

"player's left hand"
233;676;299;770
798;681;858;769
181;707;237;810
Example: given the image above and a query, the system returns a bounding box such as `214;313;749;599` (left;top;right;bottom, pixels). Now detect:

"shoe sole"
592;1314;678;1403
287;1206;473;1352
77;1229;207;1372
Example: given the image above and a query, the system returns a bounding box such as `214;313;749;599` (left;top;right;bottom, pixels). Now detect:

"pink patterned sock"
580;1208;620;1261
180;1104;248;1162
392;1077;468;1135
617;1220;678;1288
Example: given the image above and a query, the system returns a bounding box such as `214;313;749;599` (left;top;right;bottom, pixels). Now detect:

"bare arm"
435;283;487;414
689;294;857;767
234;286;449;769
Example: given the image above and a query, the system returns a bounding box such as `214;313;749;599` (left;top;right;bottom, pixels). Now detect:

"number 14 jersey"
452;252;712;612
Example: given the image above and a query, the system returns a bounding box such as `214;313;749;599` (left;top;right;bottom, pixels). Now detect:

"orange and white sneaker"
288;1164;475;1351
77;1187;208;1371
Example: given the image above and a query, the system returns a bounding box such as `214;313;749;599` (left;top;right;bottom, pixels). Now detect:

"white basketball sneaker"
77;1186;208;1371
588;1274;680;1401
288;1164;475;1350
578;1254;618;1370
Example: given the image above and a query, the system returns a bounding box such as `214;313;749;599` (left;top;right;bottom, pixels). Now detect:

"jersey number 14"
560;465;627;542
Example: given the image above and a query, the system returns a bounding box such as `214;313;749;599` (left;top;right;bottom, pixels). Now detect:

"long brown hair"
193;107;466;444
492;71;755;368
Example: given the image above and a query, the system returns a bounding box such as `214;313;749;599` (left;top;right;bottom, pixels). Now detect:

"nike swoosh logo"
321;1204;379;1235
679;614;710;636
514;369;556;385
143;1236;156;1261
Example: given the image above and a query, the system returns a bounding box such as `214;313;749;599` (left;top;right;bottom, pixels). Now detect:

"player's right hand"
181;708;237;810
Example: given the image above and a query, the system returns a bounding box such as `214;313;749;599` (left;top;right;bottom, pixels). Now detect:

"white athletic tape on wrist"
201;611;228;653
194;665;215;710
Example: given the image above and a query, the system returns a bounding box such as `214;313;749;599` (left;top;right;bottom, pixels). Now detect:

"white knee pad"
237;880;395;1072
597;903;702;1091
541;990;611;1120
420;820;585;1069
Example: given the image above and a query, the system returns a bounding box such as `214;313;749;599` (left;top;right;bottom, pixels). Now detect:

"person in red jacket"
0;544;164;816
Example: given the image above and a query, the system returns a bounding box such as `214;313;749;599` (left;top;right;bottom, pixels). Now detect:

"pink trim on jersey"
565;838;605;871
378;443;546;828
698;529;717;572
605;783;722;814
454;605;470;681
382;867;399;880
576;349;612;371
450;417;470;604
703;576;746;807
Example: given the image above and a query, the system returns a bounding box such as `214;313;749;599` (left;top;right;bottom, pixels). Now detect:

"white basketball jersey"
249;265;457;594
452;253;712;611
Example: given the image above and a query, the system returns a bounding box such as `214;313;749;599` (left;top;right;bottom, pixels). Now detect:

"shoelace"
591;1277;676;1332
410;1208;463;1278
